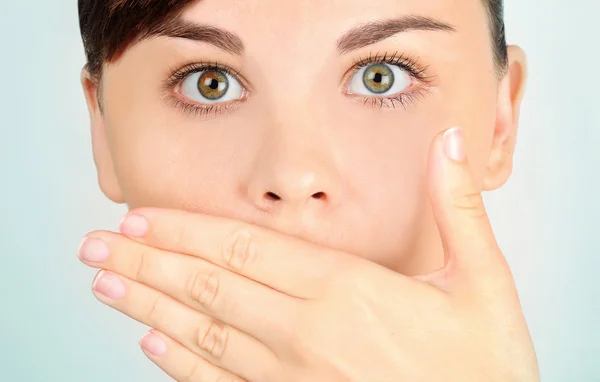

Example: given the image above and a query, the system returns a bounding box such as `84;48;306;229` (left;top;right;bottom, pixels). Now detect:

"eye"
179;69;244;104
348;63;413;96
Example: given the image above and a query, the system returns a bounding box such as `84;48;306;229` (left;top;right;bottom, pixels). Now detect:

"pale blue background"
0;1;598;381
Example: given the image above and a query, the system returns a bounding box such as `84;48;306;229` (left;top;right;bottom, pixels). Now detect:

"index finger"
118;208;345;298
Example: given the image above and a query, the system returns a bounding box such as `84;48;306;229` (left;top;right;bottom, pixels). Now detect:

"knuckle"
146;295;164;326
197;320;229;359
451;191;487;219
132;248;149;282
179;360;204;382
186;269;221;309
222;227;259;272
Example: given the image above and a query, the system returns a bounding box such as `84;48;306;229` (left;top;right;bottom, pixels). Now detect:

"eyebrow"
337;16;456;54
152;15;454;56
153;18;245;55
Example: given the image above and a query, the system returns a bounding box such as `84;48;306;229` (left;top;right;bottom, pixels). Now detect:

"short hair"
486;0;508;75
78;0;508;82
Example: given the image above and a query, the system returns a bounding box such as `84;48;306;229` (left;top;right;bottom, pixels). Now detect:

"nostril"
312;192;326;200
263;191;326;202
265;192;281;201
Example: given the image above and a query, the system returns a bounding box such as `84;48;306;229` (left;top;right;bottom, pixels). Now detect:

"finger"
79;233;299;342
426;127;512;292
91;270;279;382
139;330;247;382
116;209;346;298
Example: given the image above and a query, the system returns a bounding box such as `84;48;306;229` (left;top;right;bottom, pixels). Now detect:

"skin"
78;129;540;380
81;0;527;277
79;0;533;379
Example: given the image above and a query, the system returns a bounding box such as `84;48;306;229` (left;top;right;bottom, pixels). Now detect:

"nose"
246;130;342;214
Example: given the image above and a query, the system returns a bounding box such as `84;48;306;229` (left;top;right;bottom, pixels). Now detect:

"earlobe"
80;67;126;204
482;45;528;191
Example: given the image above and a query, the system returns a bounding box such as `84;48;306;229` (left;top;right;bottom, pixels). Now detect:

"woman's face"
83;0;526;275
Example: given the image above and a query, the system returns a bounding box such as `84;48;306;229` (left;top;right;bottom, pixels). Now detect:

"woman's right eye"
179;69;244;104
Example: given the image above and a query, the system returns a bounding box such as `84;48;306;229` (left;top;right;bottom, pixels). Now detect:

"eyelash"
163;51;433;118
346;51;433;110
163;61;247;119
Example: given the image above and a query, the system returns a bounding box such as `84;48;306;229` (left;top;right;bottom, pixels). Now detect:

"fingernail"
443;127;466;162
92;271;126;300
78;237;110;263
140;331;167;357
119;214;148;237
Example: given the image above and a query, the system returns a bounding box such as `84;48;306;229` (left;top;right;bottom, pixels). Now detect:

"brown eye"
198;70;229;100
362;64;394;94
180;68;243;104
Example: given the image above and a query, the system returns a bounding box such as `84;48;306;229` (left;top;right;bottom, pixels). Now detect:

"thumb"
422;127;511;294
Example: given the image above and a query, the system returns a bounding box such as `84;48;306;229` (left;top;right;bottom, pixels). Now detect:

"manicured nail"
119;214;148;237
140;331;167;357
443;127;466;162
92;271;126;300
78;237;110;263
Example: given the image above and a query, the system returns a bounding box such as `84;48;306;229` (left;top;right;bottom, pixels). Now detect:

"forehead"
172;0;489;74
180;0;487;36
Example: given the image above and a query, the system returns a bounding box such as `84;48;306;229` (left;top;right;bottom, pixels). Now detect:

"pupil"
198;70;228;100
363;64;394;94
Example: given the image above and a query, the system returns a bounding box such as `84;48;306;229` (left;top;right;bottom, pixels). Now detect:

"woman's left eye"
179;69;244;104
348;63;413;97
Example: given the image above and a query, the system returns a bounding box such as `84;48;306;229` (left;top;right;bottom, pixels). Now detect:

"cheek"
102;60;269;212
103;100;252;212
330;103;443;262
348;154;428;265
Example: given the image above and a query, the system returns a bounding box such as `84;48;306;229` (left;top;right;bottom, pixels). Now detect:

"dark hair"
78;0;197;82
78;0;508;82
486;0;508;75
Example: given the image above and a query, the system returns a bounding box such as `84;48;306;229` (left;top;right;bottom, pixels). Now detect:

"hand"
78;127;539;381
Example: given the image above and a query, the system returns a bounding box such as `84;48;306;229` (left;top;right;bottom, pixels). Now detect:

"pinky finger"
140;329;246;382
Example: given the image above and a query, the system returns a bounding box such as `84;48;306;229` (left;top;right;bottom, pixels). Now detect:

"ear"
80;67;125;204
482;45;528;191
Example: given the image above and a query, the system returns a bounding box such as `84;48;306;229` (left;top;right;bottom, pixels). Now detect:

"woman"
77;0;539;380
